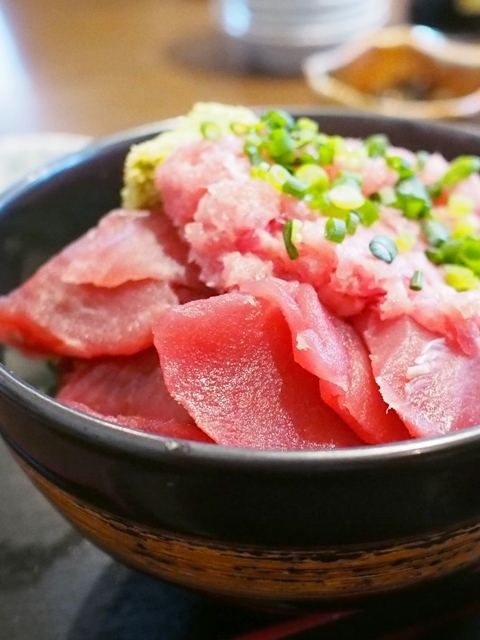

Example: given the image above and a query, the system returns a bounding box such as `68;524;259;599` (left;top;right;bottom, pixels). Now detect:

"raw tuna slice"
156;135;250;227
0;207;212;358
0;275;177;358
157;137;480;354
153;292;363;450
360;313;480;438
60;208;199;289
57;349;213;442
240;278;409;444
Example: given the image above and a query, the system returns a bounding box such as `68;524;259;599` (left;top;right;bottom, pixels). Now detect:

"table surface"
2;1;480;638
0;0;416;139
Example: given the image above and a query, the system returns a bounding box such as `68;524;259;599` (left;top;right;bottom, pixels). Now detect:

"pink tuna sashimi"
156;137;480;354
153;292;363;450
64;402;212;441
57;349;212;442
0;207;213;358
179;164;480;354
156;135;250;227
0;274;178;358
359;313;480;438
60;208;201;289
379;279;480;358
240;278;409;444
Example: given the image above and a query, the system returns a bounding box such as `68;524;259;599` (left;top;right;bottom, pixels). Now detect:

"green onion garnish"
365;134;389;157
356;199;380;226
200;121;221;141
445;264;480;291
421;219;450;247
416;150;430;170
425;236;480;278
283;219;299;259
236;109;480;291
263;109;295;129
386;155;416;180
265;128;294;160
266;163;290;190
294;164;329;192
325;217;347;243
440;156;480;189
282;176;307;198
369;235;398;263
230;122;251;136
317;137;341;166
428;183;443;199
395;177;432;220
410;270;423;291
244;141;262;166
296;117;319;132
458;237;480;276
346;212;360;235
328;183;365;210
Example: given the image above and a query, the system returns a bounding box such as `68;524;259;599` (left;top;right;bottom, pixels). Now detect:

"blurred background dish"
303;24;480;119
210;0;392;74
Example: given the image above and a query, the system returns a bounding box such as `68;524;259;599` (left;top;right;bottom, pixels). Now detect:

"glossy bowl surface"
1;111;480;610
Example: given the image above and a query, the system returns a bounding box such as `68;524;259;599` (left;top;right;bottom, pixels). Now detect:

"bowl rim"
2;108;480;471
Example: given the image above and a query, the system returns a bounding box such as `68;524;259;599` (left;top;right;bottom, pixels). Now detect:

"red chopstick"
228;610;354;640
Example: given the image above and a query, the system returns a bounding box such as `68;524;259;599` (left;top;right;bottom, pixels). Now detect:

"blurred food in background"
303;24;480;119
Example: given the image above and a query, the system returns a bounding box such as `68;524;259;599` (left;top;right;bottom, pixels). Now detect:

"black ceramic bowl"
1;111;480;612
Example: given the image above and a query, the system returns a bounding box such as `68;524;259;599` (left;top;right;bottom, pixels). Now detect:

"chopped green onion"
427;183;442;199
328;183;365;210
283;219;300;259
416;150;430;170
262;109;295;129
294;164;329;191
440;156;480;189
378;186;396;205
325;217;347;243
244;141;262;165
230;122;251;136
365;134;389;157
448;193;474;218
282;175;307;198
296;117;319;132
425;238;462;267
356;199;380;226
264;129;293;161
290;128;317;147
369;235;398;263
445;264;480;291
395;177;432;219
346;212;360;235
425;247;444;265
317;136;343;166
200;121;222;141
410;270;423;291
265;164;291;190
458;237;480;276
421;219;450;247
299;148;320;164
386;155;416;180
250;161;270;181
452;220;477;239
